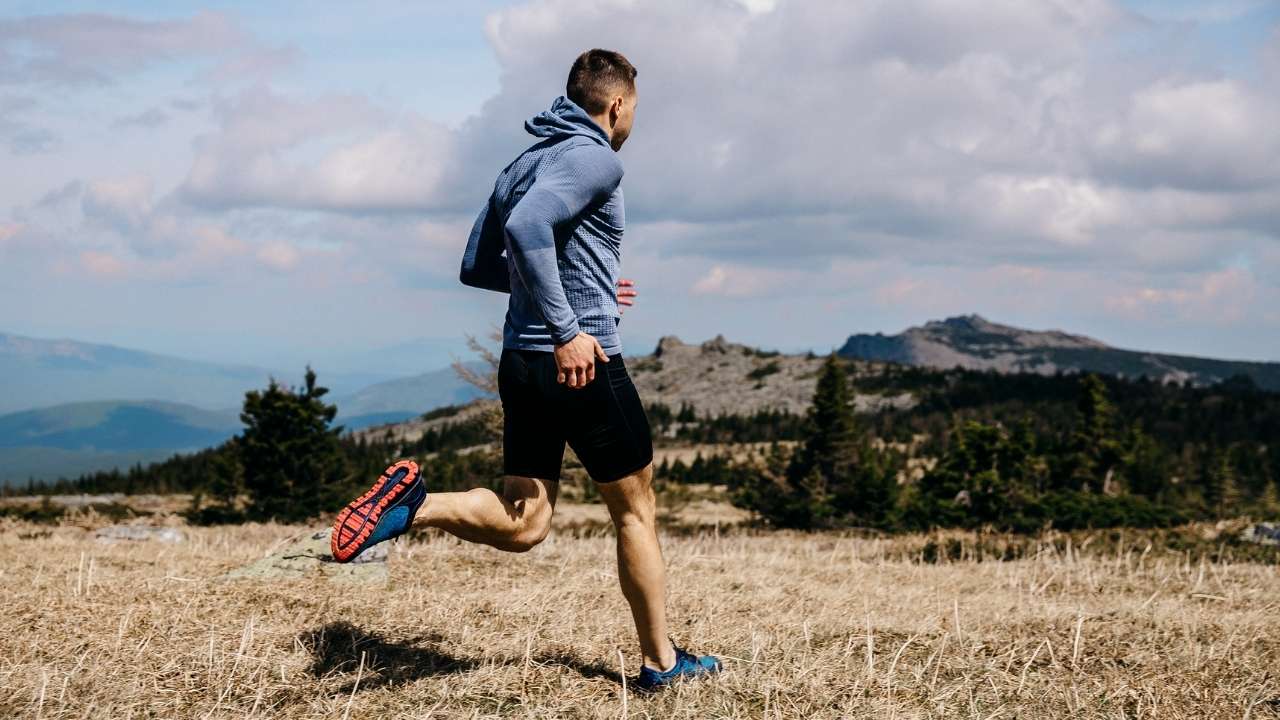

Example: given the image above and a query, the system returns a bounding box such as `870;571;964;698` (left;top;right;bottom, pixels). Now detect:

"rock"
1241;523;1280;546
220;528;391;584
653;335;685;357
700;334;732;354
94;525;184;544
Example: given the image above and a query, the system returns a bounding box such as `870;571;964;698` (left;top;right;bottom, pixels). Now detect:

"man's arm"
503;143;623;344
459;191;512;294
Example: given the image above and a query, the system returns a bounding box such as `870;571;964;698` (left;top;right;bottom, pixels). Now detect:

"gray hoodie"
460;95;627;355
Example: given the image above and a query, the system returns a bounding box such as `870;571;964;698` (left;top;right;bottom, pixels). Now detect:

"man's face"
610;90;636;151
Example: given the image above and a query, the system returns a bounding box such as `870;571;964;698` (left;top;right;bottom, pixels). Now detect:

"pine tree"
187;441;247;524
780;354;860;527
1257;479;1280;518
677;401;697;423
239;366;350;523
1068;374;1124;493
912;420;1038;530
1203;448;1242;518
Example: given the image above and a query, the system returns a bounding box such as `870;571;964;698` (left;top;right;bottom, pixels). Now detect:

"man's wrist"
550;322;581;345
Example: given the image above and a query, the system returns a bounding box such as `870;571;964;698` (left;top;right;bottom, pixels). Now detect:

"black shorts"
497;347;653;483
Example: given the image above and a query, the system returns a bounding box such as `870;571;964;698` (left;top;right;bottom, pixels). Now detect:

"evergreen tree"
1123;424;1168;501
187;442;247;524
239;366;350;522
835;442;898;527
790;355;856;472
1257;479;1280;518
1067;374;1124;493
676;401;698;423
737;353;865;527
909;420;1037;531
779;354;861;527
1202;447;1242;518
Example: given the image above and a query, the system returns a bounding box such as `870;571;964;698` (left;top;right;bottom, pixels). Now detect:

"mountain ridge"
837;314;1280;390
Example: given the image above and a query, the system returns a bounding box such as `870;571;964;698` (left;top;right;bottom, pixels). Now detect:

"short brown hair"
566;49;637;115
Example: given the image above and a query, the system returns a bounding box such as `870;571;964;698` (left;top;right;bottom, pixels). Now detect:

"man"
329;49;721;692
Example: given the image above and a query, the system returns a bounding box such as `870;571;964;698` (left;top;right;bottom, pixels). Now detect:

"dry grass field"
1;501;1278;719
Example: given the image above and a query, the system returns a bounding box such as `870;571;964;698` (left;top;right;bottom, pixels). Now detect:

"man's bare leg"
596;461;678;672
412;475;557;553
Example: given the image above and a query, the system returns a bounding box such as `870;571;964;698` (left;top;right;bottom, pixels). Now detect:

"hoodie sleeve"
503;143;623;345
459;190;512;294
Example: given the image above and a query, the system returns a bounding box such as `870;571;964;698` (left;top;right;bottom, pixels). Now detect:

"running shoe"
632;638;723;692
330;459;427;563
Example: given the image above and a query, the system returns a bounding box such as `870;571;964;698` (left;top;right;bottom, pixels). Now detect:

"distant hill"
837;315;1280;390
0;400;241;451
329;363;489;419
0;331;404;416
0;400;240;485
0;364;488;484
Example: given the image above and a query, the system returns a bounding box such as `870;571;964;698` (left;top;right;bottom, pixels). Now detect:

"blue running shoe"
632;639;722;692
331;460;427;562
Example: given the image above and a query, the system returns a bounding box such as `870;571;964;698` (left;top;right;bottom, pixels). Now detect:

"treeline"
11;352;1280;532
646;401;805;445
8;367;504;524
724;357;1280;532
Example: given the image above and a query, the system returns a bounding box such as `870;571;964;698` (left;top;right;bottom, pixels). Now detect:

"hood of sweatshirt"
524;95;611;148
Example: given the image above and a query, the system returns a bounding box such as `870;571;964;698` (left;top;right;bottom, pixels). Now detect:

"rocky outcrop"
838;314;1280;390
628;334;912;418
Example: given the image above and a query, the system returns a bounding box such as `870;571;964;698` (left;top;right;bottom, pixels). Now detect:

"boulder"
220;529;390;584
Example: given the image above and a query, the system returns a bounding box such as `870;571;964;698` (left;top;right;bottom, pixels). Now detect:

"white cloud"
151;0;1279;287
690;264;804;297
255;240;301;271
5;2;1280;363
0;10;292;87
82;175;154;231
1104;267;1260;324
179;86;457;212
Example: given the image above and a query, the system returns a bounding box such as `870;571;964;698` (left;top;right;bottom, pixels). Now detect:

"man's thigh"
564;352;654;484
498;348;567;481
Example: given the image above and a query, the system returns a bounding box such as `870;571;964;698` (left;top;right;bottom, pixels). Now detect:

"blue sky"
2;0;1279;376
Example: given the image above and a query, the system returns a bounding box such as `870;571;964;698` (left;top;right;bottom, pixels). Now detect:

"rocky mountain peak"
653;335;686;357
934;314;992;330
700;333;733;354
836;315;1279;390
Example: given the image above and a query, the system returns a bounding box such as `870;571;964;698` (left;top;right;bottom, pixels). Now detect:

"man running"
330;48;721;692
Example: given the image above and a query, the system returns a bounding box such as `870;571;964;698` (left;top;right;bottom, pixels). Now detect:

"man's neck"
589;113;613;142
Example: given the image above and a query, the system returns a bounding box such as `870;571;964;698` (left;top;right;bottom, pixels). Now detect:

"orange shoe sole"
331;459;420;562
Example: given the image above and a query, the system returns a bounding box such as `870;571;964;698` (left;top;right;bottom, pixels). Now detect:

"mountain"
0;356;491;484
330;363;489;419
0;379;486;485
837;315;1280;390
0;400;241;451
354;334;908;447
0;400;243;485
0;331;405;416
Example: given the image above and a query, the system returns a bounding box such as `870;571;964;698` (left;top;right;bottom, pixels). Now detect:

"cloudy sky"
2;0;1278;377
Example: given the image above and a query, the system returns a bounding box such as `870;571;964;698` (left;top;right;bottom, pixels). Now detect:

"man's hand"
617;277;638;313
554;331;609;389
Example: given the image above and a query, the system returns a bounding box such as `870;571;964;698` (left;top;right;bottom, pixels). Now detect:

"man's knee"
502;498;553;552
598;462;657;527
496;475;556;552
508;520;550;552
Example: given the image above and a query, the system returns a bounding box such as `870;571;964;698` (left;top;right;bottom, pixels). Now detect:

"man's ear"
610;94;623;125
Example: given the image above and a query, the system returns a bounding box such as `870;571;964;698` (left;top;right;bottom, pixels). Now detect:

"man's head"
567;49;637;152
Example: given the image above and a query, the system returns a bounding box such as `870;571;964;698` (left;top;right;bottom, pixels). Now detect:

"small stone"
1241;523;1280;546
94;525;184;544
